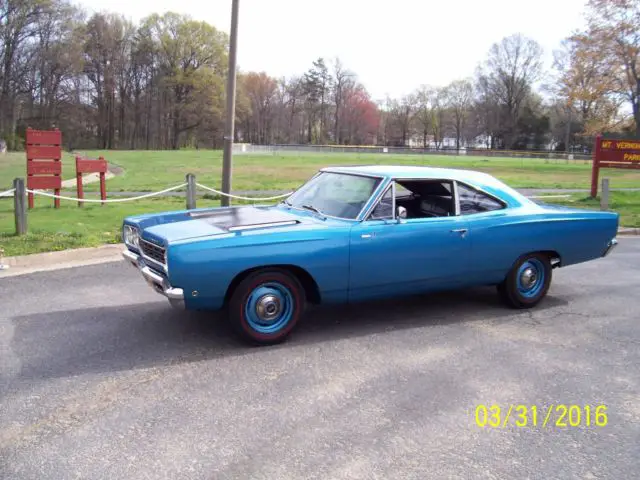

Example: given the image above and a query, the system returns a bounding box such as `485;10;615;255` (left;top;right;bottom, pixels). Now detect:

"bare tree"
445;79;474;150
414;85;435;147
583;0;640;135
476;33;544;148
331;57;355;144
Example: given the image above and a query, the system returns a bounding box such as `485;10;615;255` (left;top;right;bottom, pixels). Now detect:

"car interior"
370;179;456;219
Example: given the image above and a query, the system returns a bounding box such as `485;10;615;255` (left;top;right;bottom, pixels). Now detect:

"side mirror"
396;206;407;219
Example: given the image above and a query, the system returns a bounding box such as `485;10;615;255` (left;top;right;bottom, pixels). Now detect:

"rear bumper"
603;238;618;257
122;249;185;309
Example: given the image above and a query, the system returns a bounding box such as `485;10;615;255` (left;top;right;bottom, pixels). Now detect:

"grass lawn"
1;148;638;257
2;189;638;258
546;191;640;228
0;195;228;256
4;149;640;193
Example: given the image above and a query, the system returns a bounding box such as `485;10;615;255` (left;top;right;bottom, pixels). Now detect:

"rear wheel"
228;268;306;345
498;253;552;308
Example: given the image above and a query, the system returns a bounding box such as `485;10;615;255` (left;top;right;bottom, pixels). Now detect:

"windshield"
285;171;382;219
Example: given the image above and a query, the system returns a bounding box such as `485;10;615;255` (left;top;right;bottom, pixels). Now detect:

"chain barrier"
196;183;293;201
6;183;569;203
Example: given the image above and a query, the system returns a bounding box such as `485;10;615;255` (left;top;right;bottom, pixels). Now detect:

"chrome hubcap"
255;294;281;321
520;267;537;288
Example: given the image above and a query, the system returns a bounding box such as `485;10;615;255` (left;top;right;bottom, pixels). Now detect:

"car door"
348;181;471;302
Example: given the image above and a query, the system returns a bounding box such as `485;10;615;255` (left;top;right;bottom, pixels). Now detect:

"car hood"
127;205;341;245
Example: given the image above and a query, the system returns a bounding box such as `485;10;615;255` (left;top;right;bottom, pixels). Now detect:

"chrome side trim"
603;238;618;257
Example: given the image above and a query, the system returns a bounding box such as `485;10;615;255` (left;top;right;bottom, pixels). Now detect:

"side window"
457;183;504;215
370;186;393;219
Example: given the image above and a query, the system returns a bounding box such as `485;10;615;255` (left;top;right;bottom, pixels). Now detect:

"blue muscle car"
121;165;619;344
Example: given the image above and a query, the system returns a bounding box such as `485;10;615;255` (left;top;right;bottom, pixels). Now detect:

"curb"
2;243;124;268
0;244;124;278
618;227;640;236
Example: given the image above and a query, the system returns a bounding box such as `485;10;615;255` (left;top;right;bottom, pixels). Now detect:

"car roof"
320;164;533;207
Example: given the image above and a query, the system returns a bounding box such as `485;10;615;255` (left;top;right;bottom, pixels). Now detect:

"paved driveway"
1;239;639;479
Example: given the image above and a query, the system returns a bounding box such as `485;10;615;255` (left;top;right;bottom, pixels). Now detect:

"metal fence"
232;143;593;162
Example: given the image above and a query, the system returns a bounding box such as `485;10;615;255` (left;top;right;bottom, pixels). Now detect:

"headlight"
123;225;140;248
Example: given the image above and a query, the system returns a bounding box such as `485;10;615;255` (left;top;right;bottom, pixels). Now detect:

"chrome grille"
140;238;165;265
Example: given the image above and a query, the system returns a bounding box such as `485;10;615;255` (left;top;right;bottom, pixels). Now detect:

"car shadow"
8;287;568;382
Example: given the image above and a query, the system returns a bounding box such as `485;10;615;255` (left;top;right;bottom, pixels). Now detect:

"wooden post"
76;156;84;207
600;177;609;211
186;173;196;210
590;135;602;198
13;178;27;235
99;156;106;205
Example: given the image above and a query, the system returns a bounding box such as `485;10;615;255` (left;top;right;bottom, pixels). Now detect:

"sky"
77;0;590;101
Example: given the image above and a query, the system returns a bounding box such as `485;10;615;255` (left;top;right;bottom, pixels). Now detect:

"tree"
302;57;332;143
340;82;378;144
583;0;640;136
445;79;474;150
83;12;134;149
413;85;435;147
0;0;51;145
385;94;415;146
241;71;277;144
476;33;544;148
550;33;625;138
331;57;354;144
139;12;227;149
430;87;448;149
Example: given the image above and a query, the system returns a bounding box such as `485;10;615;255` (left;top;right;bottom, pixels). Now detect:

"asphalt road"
1;240;639;479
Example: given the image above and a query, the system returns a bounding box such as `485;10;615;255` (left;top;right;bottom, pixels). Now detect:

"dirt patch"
107;163;124;175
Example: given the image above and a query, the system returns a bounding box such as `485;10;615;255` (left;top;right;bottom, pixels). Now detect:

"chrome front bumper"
122;249;185;308
603;238;618;257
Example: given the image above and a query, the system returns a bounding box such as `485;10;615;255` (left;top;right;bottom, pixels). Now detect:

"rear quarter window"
457;183;505;214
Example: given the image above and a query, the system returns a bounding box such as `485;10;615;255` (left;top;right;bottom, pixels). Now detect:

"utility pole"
221;0;240;207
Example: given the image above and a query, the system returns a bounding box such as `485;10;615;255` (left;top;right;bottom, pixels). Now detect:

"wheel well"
223;264;322;306
538;250;562;268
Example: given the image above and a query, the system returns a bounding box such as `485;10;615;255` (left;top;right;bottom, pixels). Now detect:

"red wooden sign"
591;136;640;196
26;145;62;160
75;155;108;206
28;176;63;190
27;161;62;175
26;128;63;209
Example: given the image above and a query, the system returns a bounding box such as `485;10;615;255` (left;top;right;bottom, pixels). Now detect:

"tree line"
1;0;639;152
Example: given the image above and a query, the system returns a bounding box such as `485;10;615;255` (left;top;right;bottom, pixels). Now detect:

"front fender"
167;230;350;310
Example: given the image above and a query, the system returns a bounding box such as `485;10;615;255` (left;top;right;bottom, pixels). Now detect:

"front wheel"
228;269;306;345
498;253;552;308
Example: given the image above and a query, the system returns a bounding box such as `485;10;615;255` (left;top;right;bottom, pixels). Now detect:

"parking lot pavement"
1;239;639;479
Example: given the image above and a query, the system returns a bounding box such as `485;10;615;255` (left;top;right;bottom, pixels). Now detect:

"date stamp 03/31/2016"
474;404;608;428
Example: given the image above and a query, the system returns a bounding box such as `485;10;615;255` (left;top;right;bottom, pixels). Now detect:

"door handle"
451;228;468;236
361;234;372;239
